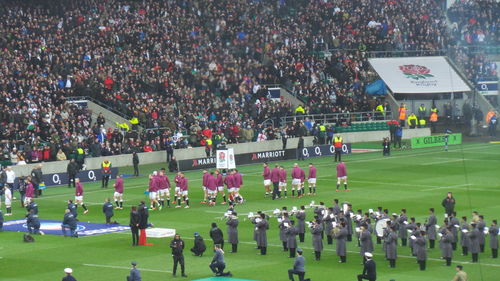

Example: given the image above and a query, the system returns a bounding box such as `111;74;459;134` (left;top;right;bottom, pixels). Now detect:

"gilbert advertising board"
411;133;462;148
369;57;471;93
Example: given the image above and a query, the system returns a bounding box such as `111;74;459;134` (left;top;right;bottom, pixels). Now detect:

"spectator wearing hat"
190;232;207;257
127;261;141;281
357;252;376;281
288;248;309;281
62;268;76;281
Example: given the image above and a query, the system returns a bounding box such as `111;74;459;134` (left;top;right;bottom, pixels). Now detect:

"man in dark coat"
138;201;150;245
30;164;43;197
441;192;455;217
129;206;140;246
190;232;207;256
210;222;224;250
67;159;79;188
102;198;114;224
61;209;77;237
170;234;187;277
297;136;304;161
26;209;41;234
226;213;239;253
357;252;376;281
132;152;139;177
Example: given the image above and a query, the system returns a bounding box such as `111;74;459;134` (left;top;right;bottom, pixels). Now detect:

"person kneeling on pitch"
357;252;376;281
191;232;207;256
288;248;310;281
209;244;232;277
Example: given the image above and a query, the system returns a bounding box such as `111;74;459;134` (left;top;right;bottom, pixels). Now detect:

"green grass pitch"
1;142;499;281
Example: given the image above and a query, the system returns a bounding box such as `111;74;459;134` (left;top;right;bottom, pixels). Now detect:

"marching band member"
425;208;437;249
489;220;498;258
310;219;323;261
439;227;453;266
254;213;269;255
333;221;348;263
468;223;480;262
412;231;427;270
323;208;334;245
225;211;239;253
278;209;291;251
460;216;470;256
358;225;374;264
285;220;299;258
397;209;408;246
296;206;306;243
477;215;486;253
448;211;460;250
385;226;398;268
405;217;417;253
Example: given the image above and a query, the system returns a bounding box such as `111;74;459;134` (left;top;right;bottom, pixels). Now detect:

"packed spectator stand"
0;0;498;165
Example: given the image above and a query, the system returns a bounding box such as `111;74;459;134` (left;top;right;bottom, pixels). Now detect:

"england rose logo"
399;65;434;80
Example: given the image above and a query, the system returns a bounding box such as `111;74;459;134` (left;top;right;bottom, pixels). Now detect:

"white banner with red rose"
216;148;236;169
368;56;471;94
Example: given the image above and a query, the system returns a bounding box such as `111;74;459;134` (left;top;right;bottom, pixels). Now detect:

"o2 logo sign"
302;144;351;158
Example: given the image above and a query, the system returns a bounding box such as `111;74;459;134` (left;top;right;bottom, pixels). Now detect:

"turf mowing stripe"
83;263;172;273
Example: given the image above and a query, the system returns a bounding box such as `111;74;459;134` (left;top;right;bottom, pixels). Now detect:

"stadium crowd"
0;0;497;164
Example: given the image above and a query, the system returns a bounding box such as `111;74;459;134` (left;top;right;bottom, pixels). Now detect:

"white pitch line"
83;263;172;273
421;158;470;166
421;183;473;192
